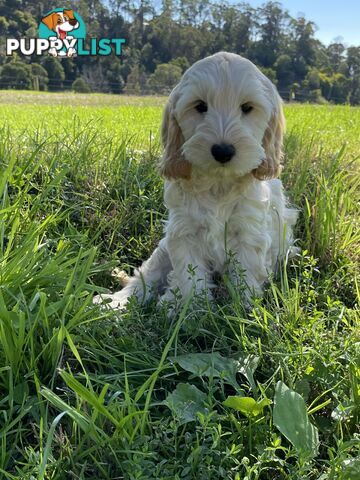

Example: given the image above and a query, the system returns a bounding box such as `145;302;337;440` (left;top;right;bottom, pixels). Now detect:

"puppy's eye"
57;17;62;24
241;103;253;114
195;101;208;114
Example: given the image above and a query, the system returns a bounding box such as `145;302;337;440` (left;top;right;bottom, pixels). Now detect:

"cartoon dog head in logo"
41;9;79;40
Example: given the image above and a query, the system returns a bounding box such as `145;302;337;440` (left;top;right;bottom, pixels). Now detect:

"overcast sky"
246;0;359;47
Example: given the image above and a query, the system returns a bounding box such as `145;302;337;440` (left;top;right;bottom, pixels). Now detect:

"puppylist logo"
6;8;125;58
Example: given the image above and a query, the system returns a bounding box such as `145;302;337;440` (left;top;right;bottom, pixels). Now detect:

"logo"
6;8;125;58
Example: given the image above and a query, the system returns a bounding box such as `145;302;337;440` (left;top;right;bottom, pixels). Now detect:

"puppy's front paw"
93;291;130;311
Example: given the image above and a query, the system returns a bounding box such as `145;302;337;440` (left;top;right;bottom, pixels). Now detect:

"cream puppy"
95;52;298;309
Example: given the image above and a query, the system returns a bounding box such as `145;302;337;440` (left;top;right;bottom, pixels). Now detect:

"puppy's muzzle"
211;143;235;164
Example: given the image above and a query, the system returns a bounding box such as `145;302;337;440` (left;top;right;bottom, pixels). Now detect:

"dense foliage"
0;0;359;103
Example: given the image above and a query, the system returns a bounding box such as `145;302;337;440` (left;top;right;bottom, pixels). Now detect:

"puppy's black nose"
69;19;78;26
211;143;236;164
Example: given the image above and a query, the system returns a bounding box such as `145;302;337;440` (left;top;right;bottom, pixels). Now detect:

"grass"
0;91;359;479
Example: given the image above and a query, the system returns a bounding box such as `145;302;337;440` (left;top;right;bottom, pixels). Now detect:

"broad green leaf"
169;352;242;391
273;381;319;458
223;396;271;417
170;352;259;392
163;383;207;425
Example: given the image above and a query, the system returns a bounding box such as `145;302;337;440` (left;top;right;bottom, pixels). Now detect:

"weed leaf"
169;352;244;392
273;381;319;458
163;383;207;425
223;396;271;417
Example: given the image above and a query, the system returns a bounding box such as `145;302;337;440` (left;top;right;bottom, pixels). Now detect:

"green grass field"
0;91;359;479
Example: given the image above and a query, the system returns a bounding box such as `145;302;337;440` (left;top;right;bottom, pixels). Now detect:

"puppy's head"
42;9;79;39
159;52;284;181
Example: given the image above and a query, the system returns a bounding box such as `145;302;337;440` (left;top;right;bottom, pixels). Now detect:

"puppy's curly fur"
95;52;298;309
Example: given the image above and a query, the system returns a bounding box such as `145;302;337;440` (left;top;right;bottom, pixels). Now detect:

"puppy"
95;52;298;310
41;9;79;57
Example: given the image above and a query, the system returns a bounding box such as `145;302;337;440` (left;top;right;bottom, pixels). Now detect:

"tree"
346;47;360;104
289;16;317;83
101;56;125;93
347;46;360;77
306;68;321;90
0;61;32;89
253;1;289;67
148;63;182;93
124;64;142;94
275;54;294;89
30;63;48;91
170;56;190;73
125;0;155;49
349;75;360;105
0;16;9;36
259;67;277;85
82;63;111;92
319;72;333;99
177;0;211;27
290;17;317;66
329;73;351;103
140;42;155;71
7;10;37;37
326;42;346;73
72;77;92;93
41;57;65;91
210;3;254;56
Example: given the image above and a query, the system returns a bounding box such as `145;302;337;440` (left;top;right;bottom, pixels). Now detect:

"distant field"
0;90;359;153
0;91;359;479
0;90;166;106
0;91;164;148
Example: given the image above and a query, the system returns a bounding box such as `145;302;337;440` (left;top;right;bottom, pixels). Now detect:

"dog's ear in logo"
63;9;78;25
41;12;58;32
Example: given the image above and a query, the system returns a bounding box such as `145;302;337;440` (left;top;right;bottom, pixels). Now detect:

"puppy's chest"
166;182;269;255
192;196;244;247
191;187;269;235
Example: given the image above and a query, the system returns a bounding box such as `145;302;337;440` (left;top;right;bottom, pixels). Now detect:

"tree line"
0;0;359;103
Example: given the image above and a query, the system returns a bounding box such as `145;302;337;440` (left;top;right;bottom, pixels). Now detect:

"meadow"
0;91;359;479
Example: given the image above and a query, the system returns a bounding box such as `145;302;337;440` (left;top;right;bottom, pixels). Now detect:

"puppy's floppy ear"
158;95;191;180
253;91;285;181
41;12;58;31
64;9;76;20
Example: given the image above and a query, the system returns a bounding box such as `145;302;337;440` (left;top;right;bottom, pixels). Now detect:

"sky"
247;0;360;47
